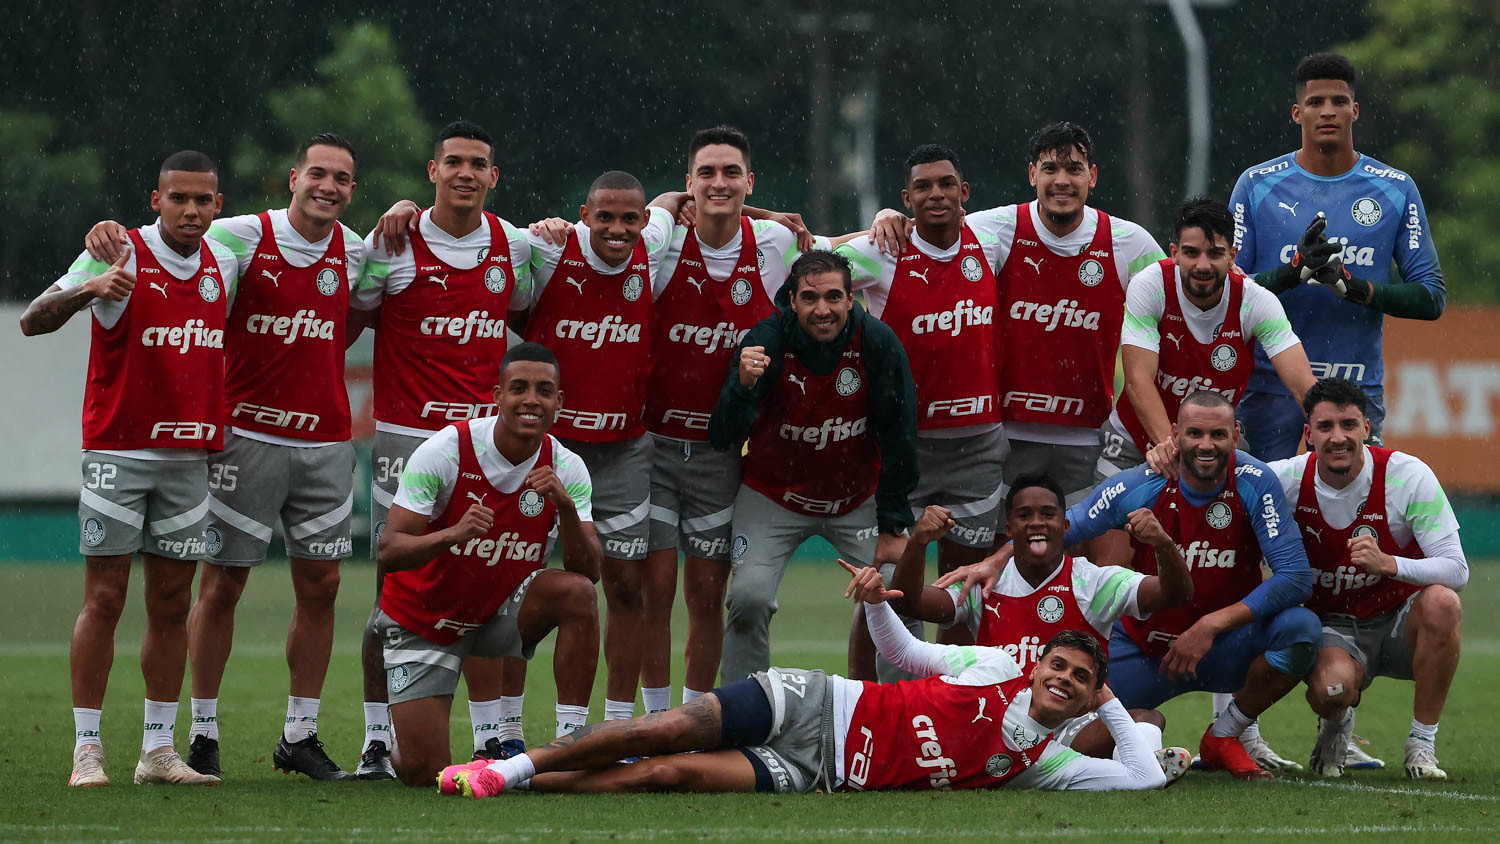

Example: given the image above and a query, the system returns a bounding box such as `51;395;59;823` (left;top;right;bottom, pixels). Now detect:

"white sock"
604;698;635;721
363;702;392;753
1409;718;1439;748
1241;718;1264;742
142;699;178;753
642;686;671;714
284;696;319;743
556;704;589;739
73;707;102;752
499;695;525;744
1210;692;1234;719
470;698;502;751
683;688;706;706
1210;700;1254;739
190;698;218;740
484;752;537;788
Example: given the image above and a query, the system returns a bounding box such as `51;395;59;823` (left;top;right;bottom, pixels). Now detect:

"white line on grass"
4;822;1498;840
1304;779;1499;801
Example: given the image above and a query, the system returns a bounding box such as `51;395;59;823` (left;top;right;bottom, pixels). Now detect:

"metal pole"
1165;0;1210;196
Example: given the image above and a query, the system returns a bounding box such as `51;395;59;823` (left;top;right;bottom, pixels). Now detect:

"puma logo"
1023;256;1044;274
467;491;487;506
565;277;586;294
1278;201;1300;216
909;268;931;284
684;276;705;293
427;274;449;290
972;696;993;723
786;374;807;394
985;601;1003;621
1164;332;1183;350
149;282;168;298
261;269;282;287
1303;526;1323;543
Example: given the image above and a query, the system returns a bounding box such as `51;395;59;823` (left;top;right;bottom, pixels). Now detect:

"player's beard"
1183;445;1229;485
1185;272;1226;304
1045;208;1081;229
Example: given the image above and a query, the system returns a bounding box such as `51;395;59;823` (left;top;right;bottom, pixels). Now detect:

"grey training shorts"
1320;592;1421;690
740;667;836;794
647;434;741;561
376;569;542;704
78;451;209;560
561;434;651;561
206;430;355;564
909;426;1008;548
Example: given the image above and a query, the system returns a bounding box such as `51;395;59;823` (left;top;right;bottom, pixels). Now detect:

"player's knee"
82;580;128;622
1129;708;1165;730
292;562;341;604
555;573;601;622
724;581;777;621
198;566;248;609
1268;641;1319;678
1414;586;1462;634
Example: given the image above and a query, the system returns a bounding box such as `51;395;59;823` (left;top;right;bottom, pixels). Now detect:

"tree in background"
1343;0;1500;303
0;111;100;299
230;23;432;234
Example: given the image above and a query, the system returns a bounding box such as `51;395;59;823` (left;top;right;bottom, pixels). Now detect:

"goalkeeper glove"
1308;257;1373;302
1289;212;1340;280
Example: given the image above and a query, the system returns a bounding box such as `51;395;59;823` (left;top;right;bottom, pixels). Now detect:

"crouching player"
375;343;602;786
1148;379;1465;778
438;563;1179;796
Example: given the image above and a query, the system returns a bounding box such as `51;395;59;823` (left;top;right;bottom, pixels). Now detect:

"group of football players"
26;49;1464;797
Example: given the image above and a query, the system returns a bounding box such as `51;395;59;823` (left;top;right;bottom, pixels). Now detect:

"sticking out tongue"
1027;537;1049;556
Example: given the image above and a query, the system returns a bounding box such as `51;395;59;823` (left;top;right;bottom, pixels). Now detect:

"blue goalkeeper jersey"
1229;152;1444;394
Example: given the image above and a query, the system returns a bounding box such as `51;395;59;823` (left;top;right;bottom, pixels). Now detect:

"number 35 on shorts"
208;463;239;492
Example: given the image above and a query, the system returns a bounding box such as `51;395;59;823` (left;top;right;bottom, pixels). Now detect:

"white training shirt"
524;207;675;305
352;209;532;311
391;417;593;526
1106;261;1302;437
967;202;1167;447
944;555;1148;640
208;209;367;448
57;220;241;461
653;218;826;303
1268;447;1467;590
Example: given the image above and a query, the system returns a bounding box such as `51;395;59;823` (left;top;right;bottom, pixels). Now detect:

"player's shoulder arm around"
57;250;112;291
1117;219;1166;272
206;212;263;261
1388;451;1456;534
643;207;675;259
395;427;461;512
207;239;241;286
833;237;889;286
552;437;595;516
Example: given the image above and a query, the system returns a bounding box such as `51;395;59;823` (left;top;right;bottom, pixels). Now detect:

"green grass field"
2;559;1497;842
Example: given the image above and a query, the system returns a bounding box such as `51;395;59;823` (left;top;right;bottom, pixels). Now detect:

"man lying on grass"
437;561;1186;795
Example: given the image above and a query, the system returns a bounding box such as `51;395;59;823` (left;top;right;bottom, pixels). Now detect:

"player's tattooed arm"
19;250;135;336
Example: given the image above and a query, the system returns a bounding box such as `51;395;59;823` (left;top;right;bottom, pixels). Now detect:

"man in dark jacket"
710;250;920;682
